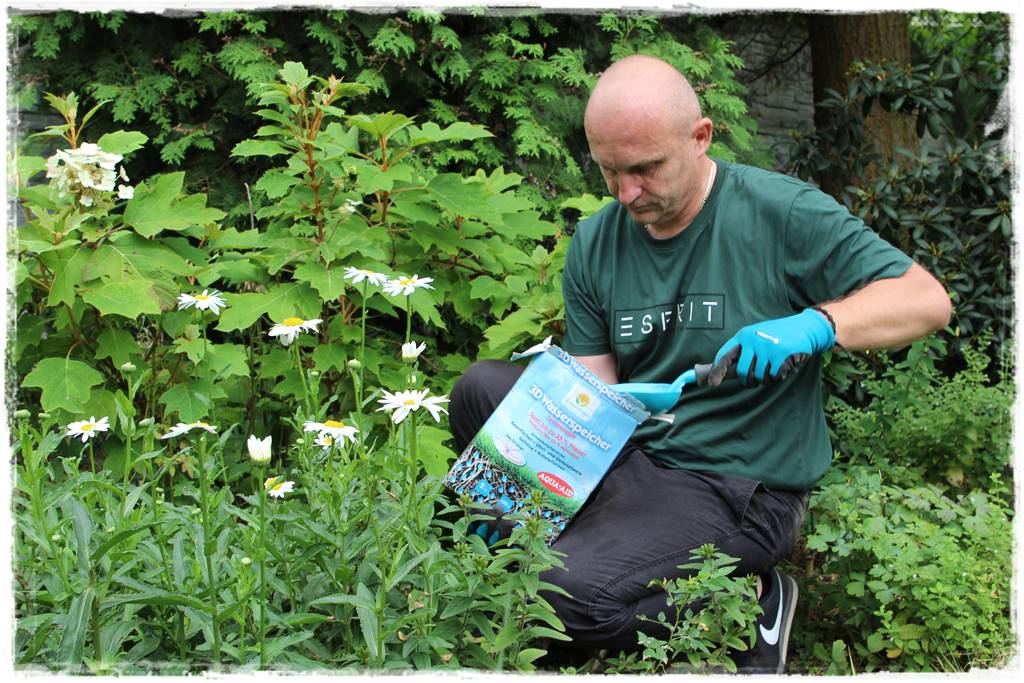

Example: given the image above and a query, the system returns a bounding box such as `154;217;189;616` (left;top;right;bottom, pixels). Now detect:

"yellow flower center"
403;399;417;406
264;477;278;489
195;294;209;301
82;424;94;432
282;317;304;327
324;420;346;428
400;278;415;286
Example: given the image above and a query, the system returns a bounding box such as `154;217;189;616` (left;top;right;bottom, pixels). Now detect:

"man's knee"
451;360;514;407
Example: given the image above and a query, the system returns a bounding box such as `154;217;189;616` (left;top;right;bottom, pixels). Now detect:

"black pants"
450;360;810;653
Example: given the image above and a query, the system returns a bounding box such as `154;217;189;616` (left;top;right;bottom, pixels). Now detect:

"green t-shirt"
562;160;913;491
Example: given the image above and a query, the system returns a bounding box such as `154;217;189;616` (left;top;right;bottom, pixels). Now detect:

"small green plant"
796;461;1013;673
828;336;1012;492
602;544;762;674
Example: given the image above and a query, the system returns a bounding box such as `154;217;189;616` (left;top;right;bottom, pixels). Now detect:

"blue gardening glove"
713;308;835;386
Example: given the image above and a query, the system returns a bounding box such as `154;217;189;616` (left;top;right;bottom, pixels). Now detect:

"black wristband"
812;306;842;349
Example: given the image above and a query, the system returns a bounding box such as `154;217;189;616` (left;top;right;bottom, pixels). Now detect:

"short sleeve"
784;187;913;307
561;225;613;356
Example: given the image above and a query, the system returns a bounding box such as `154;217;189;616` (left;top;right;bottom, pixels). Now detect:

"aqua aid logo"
562;382;599;420
537;471;575;498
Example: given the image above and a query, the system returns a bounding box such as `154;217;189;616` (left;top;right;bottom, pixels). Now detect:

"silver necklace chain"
645;160;716;235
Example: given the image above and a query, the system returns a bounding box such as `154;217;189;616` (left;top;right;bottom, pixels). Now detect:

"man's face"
586;114;698;230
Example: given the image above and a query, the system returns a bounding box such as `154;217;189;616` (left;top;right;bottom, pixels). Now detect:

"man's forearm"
818;262;952;352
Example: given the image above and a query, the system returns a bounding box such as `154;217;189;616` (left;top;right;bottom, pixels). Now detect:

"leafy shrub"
602;544;762;674
9;9;769;224
794;461;1013;673
783;13;1012;358
828;337;1012;493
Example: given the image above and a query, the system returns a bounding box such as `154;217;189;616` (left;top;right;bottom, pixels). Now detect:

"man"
449;55;951;672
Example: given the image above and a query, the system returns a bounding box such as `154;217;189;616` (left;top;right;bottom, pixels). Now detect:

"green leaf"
426;174;496;221
347;111;414;141
95;328;143;367
216;283;322;333
354;583;380;660
207;343;251;379
23;357;105;413
560;193;615;218
171;336;208;364
57;586;95;666
264;631;314;663
406;121;493;146
294;261;347;302
105;590;209;612
92;521;157;564
96;130;149;156
81;278;163;319
158;378;223;422
231;139;292;159
123;172;226;237
254;169;302;198
68;498;93;578
279;60;310;86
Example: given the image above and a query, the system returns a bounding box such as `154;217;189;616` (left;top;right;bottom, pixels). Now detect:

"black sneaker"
734;569;798;674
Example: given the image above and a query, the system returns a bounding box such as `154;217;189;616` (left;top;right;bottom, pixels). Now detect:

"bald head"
585;55;702;136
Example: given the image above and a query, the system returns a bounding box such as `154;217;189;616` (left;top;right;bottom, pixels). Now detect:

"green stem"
258;470;268;669
88;442;96;474
293;343;314;419
198;434;222;669
404;294;412;344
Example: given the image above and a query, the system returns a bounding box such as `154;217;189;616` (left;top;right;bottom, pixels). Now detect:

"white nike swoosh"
759;572;783;646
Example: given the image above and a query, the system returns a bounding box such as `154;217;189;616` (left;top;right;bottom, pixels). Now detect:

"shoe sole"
775;572;799;675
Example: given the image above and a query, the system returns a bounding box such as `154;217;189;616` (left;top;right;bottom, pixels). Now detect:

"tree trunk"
807;12;917;198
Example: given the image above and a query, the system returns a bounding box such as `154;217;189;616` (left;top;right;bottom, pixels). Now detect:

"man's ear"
692;116;714;151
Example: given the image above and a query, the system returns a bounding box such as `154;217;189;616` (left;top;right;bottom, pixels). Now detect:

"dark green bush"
783;13;1011;359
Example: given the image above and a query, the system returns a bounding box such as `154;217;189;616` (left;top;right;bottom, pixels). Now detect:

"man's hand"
713;308;835;386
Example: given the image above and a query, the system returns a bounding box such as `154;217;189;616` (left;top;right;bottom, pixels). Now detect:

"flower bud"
138;417;155;428
120;361;137;373
13;409;31;419
308;370;320;378
401;341;426;363
51;533;62;542
39;412;52;420
241;557;252;566
247;434;272;464
347;359;362;370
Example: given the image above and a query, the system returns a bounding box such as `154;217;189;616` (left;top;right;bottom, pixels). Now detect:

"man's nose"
617;175;643;205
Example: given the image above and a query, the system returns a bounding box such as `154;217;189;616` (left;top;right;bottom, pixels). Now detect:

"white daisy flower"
267;316;322;346
383;274;434;297
302;419;359;444
314;433;336;451
376;389;450;425
160;421;218;440
401;341;427;362
343;267;389;287
246;434;272;464
177;289;228;315
65;416;110;443
264;477;295;498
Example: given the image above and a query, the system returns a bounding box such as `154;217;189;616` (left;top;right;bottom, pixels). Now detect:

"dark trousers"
449;360;809;653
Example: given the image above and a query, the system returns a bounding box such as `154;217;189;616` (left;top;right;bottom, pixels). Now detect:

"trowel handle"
694;360;738;387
